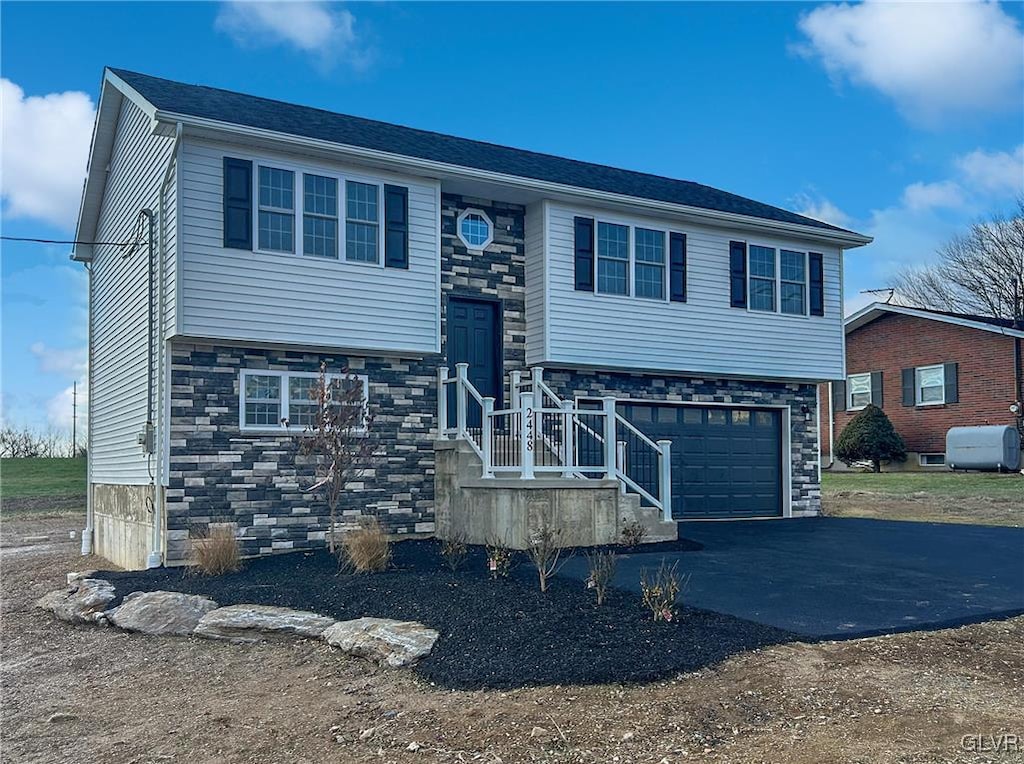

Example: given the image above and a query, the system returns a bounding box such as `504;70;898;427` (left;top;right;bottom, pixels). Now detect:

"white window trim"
250;158;387;270
589;215;682;304
256;166;297;255
846;372;873;411
344;179;383;265
456;207;494;251
915;364;946;406
919;453;946;467
747;245;809;318
301;172;340;260
239;369;369;434
633;226;668;301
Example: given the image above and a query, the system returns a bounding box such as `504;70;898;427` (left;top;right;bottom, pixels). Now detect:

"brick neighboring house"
821;303;1024;470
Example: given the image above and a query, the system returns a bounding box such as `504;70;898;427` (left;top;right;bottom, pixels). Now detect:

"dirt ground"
821;490;1022;527
2;513;1022;764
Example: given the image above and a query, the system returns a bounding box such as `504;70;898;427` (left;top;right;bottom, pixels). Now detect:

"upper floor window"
847;373;872;410
780;250;806;315
240;369;368;432
457;208;494;250
749;245;776;312
346;181;380;263
597;221;629;295
915;364;945;405
302;174;338;258
634;228;665;300
258;166;295;253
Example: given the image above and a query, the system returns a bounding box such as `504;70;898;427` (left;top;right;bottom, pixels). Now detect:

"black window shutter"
729;241;747;308
870;371;883;408
669;232;687;302
809;253;825;316
574;216;595;292
943;363;959;403
832;380;846;413
384;184;409;269
901;368;915;406
223;157;252;250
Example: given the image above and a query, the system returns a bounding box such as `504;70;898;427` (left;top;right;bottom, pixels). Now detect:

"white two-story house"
74;68;870;570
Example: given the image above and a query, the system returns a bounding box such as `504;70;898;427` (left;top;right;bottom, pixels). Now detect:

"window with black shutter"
574;216;595;292
669;232;687;302
383;184;409;269
729;241;747;308
809;252;824;316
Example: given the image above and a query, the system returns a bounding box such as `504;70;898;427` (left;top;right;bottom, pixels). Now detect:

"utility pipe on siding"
147;123;183;569
80;260;95;556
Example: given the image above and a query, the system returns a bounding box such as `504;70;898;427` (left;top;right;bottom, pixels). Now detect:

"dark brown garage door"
618;404;783;520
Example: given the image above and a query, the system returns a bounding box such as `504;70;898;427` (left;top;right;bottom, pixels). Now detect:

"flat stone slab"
322;617;439;667
108;591;219;636
194;604;336;643
37;578;116;625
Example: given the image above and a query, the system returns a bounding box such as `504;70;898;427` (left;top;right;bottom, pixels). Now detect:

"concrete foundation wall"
434;441;675;548
92;483;154;570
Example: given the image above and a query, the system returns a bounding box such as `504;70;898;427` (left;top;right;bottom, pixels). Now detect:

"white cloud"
955;145;1024;196
791;193;853;228
215;1;369;68
796;1;1024;124
30;342;87;378
45;384;87;431
0;79;95;230
901;180;964;213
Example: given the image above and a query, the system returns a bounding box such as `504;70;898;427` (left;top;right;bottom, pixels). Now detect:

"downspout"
825;381;835;469
81;260;95;556
147;122;183;569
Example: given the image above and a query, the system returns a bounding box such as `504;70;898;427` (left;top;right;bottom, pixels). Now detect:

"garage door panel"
619;403;782;520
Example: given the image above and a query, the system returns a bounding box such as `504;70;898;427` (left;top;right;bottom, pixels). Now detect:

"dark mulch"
101;541;796;689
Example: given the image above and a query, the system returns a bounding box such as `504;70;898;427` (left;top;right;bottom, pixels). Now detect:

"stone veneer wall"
165;343;438;564
543;369;822;515
440;194;527;383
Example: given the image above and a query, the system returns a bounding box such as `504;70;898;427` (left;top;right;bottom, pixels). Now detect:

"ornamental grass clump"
341;517;392;573
585;550;617;606
189;525;241;576
639;559;689;622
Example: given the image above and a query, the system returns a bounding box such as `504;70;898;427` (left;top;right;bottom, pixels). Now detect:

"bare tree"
0;426;73;458
892;199;1024;328
300;363;376;554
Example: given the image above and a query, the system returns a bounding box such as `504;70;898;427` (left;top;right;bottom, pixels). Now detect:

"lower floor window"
240;369;368;431
919;453;946;466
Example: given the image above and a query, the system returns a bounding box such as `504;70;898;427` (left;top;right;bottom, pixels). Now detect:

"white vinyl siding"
524;202;547;366
178;139;440;354
536;201;846;381
90;97;176;483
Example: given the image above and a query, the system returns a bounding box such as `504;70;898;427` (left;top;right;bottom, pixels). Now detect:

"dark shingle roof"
110;68;858;236
891;304;1021;330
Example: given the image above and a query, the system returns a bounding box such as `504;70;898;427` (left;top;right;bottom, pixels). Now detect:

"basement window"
919;453;946;467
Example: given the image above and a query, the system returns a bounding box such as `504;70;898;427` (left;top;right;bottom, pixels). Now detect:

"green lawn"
822;470;1022;500
1;457;87;499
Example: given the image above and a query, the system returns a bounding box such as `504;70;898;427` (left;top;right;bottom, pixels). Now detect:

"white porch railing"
438;364;673;521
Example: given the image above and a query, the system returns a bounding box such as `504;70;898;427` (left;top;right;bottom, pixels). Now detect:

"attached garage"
617;403;784;520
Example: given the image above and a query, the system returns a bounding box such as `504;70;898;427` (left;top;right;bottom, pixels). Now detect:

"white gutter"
147;122;183;569
154;110;874;249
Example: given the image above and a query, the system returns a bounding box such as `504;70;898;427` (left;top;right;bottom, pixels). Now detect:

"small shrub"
526;514;569;593
620;520;647;548
189;525;241;576
439;532;469;571
585;550;617;606
639;559;689;622
341;517;391;573
834;404;907;473
485;536;514;579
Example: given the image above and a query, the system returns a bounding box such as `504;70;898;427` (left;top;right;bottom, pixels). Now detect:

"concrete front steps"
434;440;677;549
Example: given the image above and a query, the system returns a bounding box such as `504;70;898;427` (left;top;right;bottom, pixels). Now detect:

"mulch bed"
101;540;796;689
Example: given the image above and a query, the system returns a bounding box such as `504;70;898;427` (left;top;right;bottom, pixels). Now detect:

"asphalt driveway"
561;518;1024;639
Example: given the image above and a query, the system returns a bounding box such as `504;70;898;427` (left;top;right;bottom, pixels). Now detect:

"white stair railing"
438;364;673;520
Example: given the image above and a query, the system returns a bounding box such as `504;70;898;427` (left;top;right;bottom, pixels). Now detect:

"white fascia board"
155;111;874;249
845;302;1024;339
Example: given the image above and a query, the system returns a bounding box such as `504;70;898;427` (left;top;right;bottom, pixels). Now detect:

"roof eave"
845;302;1024;339
154;110;874;248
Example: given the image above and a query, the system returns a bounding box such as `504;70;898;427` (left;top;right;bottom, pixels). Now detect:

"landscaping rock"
194;604;336;643
66;570;97;586
322;617;439;667
107;591;218;636
36;578;115;625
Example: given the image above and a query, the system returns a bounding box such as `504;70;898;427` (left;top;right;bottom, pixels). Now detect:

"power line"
1;235;138;247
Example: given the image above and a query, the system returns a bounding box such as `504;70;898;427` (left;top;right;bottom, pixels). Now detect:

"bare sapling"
639;559;689;622
585;550;617;605
440;531;469;572
525;512;570;592
485;535;515;579
300;363;376;555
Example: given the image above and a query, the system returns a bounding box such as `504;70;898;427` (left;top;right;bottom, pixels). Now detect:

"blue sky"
2;1;1022;433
